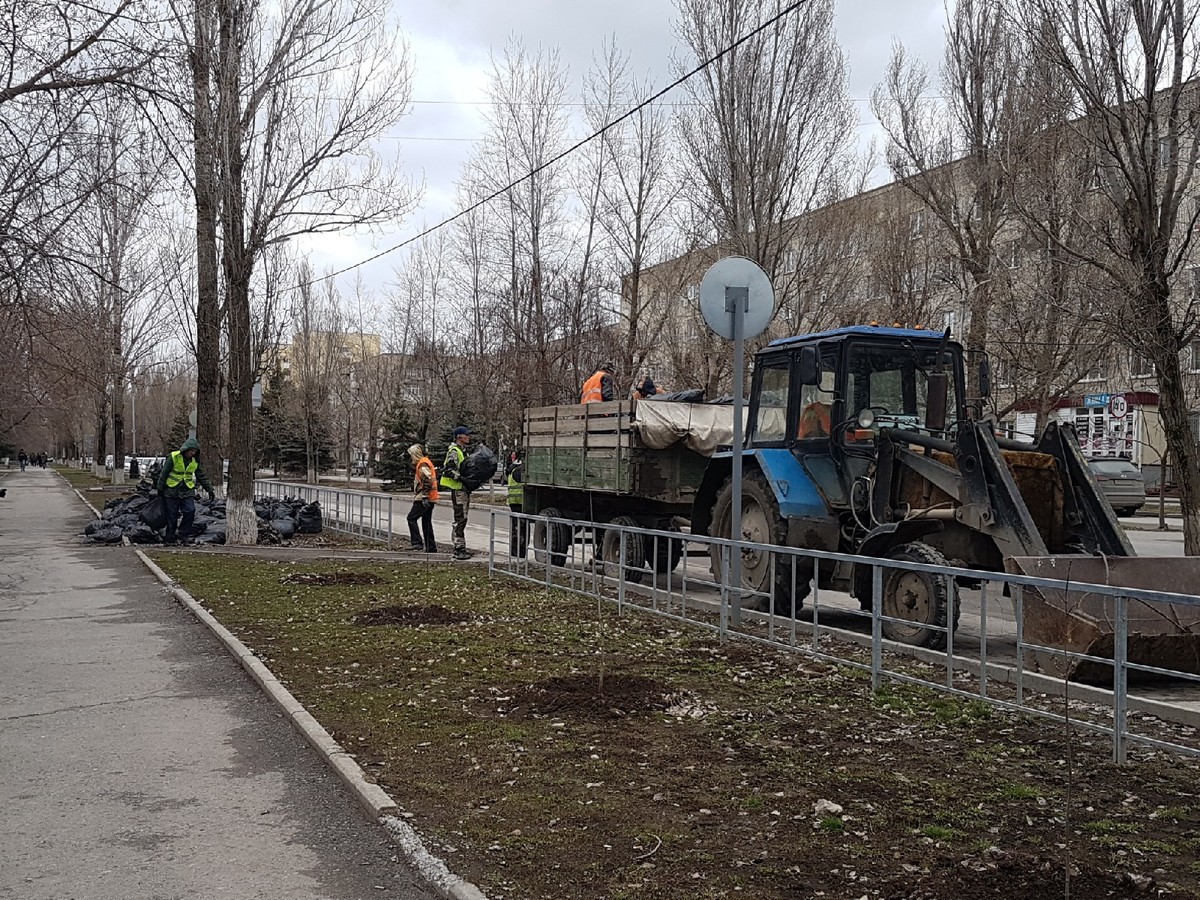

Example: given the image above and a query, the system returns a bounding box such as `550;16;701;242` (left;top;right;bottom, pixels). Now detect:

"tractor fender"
851;520;944;601
691;454;735;537
692;449;830;537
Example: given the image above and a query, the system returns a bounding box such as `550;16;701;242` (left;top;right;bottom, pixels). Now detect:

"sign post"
698;258;775;625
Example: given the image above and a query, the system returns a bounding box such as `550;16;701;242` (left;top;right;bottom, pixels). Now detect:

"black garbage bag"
296;502;322;534
271;518;296;539
125;524;159;544
139;496;169;530
193;523;226;545
460;444;498;492
87;525;124;544
83;519;105;536
114;513;141;530
125;495;149;513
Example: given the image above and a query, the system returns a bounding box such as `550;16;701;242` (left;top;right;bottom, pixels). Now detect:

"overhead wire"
296;0;813;289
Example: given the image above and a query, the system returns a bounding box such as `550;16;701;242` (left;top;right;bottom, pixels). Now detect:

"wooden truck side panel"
523;402;706;506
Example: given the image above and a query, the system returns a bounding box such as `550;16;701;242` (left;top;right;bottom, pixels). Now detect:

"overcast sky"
301;0;949;301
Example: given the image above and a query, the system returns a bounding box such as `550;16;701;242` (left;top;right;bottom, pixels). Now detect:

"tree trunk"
1153;338;1200;555
192;0;223;482
111;368;126;485
218;0;255;546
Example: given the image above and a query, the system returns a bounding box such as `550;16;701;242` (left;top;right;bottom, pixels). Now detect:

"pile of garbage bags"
83;488;324;546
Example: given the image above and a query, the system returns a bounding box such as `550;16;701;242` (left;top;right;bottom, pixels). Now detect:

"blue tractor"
691;325;1142;650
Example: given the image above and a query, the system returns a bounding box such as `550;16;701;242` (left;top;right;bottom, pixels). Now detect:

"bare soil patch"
354;604;469;627
280;571;388;586
498;672;673;718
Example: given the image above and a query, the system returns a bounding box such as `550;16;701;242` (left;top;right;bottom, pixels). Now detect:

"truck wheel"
708;472;805;614
600;516;645;584
880;542;957;650
645;527;684;573
532;507;571;567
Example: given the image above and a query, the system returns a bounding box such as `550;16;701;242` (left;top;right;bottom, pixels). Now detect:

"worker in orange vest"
798;401;832;439
581;362;616;404
406;443;439;552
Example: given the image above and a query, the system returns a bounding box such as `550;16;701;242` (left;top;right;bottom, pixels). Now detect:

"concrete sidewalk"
0;466;438;900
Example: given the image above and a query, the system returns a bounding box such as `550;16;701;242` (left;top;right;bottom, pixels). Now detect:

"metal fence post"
979;580;988;700
1013;584;1024;708
810;558;819;653
488;509;496;575
1114;595;1129;765
387;496;393;548
617;523;627;615
871;564;883;692
946;577;956;690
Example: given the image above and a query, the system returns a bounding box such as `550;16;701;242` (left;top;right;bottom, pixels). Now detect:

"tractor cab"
747;325;967;510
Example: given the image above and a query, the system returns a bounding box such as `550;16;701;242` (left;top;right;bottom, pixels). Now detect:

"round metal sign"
1109;395;1128;419
698;256;775;340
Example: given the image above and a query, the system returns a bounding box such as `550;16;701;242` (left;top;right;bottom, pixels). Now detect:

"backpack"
459;445;498;492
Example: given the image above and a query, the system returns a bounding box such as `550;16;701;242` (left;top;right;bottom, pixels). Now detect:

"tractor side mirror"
926;371;949;433
979;357;992;398
797;345;820;386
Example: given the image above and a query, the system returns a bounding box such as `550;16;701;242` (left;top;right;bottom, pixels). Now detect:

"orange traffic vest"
414;456;439;501
581;370;608;404
798;402;832;439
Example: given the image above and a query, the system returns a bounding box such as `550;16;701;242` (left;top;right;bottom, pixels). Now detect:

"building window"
1081;359;1107;383
910;211;925;239
779;247;798;274
1159;135;1173;167
1190;341;1200;373
1004;240;1021;270
1131;351;1154;378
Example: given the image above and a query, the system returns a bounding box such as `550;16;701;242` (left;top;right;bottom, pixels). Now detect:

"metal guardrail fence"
487;508;1200;765
254;479;395;547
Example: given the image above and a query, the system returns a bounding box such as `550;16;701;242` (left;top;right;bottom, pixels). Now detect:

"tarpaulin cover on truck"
633;402;746;457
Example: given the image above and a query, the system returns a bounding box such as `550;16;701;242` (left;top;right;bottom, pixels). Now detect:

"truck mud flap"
1006;556;1200;682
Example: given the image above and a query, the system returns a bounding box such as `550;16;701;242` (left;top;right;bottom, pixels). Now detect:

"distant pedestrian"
406;443;438;553
37;452;46;468
156;437;216;544
507;451;527;559
17;449;27;471
439;426;474;560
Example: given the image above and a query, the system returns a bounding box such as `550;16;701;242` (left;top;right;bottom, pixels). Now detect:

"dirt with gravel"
152;553;1200;900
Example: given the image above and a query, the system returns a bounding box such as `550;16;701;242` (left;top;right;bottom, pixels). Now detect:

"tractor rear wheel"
880;542;957;650
708;472;807;614
600;516;646;583
644;523;684;574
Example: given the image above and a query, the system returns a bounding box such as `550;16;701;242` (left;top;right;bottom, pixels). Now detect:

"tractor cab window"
845;344;958;435
797;357;837;440
752;360;791;443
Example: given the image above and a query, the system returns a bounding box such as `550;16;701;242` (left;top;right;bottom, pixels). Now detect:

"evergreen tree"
376;406;419;490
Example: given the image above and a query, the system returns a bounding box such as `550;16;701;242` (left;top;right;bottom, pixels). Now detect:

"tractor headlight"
858;409;876;429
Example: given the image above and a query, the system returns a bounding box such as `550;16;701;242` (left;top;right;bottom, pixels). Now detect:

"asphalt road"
0;466;438;900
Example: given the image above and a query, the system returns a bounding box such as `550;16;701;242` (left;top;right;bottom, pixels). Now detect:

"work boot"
410;542;424;551
453;548;470;561
425;544;438;553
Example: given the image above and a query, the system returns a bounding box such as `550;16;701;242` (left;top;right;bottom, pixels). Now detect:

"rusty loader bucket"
1006;556;1200;682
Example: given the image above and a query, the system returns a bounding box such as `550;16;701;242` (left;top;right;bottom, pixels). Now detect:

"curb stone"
132;548;490;900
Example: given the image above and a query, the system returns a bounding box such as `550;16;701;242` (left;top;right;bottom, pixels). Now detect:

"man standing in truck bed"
581;362;616;403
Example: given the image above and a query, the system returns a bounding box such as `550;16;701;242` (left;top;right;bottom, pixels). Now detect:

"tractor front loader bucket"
1006;556;1200;682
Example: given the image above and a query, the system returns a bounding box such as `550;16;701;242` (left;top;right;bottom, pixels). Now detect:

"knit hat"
408;443;424;461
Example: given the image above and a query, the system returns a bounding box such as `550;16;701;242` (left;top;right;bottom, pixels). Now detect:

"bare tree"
211;0;419;543
872;0;1028;398
288;265;341;484
674;0;855;280
1020;0;1200;552
585;37;681;383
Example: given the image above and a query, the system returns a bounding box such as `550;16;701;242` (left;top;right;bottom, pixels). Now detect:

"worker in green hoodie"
156;437;216;544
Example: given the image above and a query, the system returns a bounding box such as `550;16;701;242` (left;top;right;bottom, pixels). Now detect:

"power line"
302;0;813;287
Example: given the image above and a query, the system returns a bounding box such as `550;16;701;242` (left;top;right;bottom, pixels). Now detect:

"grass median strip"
152;552;1200;900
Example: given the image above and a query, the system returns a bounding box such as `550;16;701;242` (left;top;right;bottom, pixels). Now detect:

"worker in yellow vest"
155;437;216;544
440;426;474;560
507;451;526;558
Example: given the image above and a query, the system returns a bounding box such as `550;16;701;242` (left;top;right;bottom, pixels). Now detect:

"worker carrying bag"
459;445;498;492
